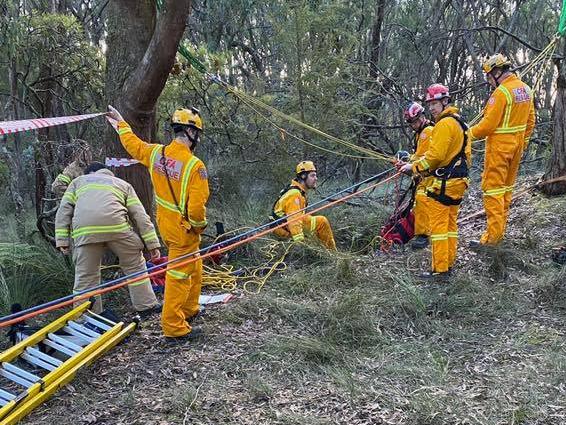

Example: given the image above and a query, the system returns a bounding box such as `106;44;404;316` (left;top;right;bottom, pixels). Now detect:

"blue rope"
0;168;395;325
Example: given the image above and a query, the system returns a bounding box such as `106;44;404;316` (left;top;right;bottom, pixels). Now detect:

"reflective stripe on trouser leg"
106;233;159;312
447;206;459;269
161;235;201;337
72;243;105;313
428;179;466;273
503;136;524;232
312;215;336;250
480;136;523;245
429;197;450;273
184;258;202;320
481;192;505;245
413;190;431;236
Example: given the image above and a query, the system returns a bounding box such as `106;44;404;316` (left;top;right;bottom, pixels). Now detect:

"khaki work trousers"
72;232;159;313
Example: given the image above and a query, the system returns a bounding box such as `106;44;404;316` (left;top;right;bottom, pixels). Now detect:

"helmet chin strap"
183;128;200;150
489;69;504;86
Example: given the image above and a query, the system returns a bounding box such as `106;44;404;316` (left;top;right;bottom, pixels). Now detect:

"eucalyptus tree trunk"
105;0;192;213
542;39;566;195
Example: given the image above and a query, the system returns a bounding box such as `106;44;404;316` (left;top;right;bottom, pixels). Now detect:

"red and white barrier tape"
105;157;140;167
0;112;105;136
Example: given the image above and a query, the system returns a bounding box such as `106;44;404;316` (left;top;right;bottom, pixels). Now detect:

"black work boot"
166;327;204;343
468;240;482;249
137;304;162;320
411;235;429;250
186;307;206;325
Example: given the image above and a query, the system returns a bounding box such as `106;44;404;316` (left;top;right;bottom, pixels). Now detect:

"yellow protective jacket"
410;122;433;161
412;106;472;176
272;179;309;240
117;121;209;240
469;74;535;145
55;169;160;249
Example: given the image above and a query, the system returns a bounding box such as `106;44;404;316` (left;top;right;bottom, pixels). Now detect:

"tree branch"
123;0;192;112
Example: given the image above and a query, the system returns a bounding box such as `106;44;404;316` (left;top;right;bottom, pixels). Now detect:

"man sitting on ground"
270;161;336;250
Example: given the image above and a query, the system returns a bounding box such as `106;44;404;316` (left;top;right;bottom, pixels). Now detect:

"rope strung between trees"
154;0;391;162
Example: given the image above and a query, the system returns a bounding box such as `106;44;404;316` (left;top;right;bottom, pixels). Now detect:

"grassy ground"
8;181;566;425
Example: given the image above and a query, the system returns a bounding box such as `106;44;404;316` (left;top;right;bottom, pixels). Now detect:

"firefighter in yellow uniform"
398;84;471;279
468;54;536;246
107;105;210;341
400;101;434;250
271;161;336;250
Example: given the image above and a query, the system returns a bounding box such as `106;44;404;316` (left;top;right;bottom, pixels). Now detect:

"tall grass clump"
0;242;74;315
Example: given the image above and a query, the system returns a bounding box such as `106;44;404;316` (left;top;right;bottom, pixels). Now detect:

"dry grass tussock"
20;189;566;425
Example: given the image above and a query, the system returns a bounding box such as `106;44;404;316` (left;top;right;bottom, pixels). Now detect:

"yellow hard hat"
171;107;203;130
482;53;512;74
296;161;316;175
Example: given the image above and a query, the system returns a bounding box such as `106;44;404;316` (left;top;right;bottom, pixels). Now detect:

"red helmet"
425;84;450;102
403;102;425;122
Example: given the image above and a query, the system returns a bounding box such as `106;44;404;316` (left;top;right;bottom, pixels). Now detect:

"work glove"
396;150;410;162
107;105;124;122
396;162;413;175
148;248;161;261
106;105;125;130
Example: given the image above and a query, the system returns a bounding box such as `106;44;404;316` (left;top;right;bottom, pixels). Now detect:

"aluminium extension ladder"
0;302;137;424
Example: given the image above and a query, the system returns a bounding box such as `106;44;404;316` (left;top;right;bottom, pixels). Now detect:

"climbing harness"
0;302;136;424
269;182;307;227
426;114;469;206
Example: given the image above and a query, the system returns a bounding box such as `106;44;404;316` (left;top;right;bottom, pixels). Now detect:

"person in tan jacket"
51;141;92;197
55;162;161;314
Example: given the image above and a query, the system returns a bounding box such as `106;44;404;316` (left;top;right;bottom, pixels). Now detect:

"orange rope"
0;172;401;328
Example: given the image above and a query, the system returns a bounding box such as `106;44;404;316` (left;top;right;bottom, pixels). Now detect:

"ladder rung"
68;321;101;338
0;368;35;388
0;388;16;401
25;347;63;367
86;310;118;325
21;353;57;372
82;315;112;332
42;339;75;357
60;335;90;348
62;326;95;345
48;333;82;353
2;363;40;383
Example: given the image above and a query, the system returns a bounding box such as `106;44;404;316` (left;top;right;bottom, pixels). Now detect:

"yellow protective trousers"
480;135;525;245
413;178;432;236
427;179;468;273
160;229;203;338
274;215;336;250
